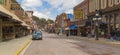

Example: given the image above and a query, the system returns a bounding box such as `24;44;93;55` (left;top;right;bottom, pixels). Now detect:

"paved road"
24;32;120;55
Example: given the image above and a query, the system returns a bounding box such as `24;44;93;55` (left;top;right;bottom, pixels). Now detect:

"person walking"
91;29;95;38
57;30;60;35
66;31;69;37
88;30;91;38
110;29;115;40
115;29;120;41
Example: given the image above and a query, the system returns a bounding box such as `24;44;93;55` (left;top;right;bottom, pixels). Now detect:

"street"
24;32;120;55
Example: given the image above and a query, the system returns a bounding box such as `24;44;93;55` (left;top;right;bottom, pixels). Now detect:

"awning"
0;5;22;22
21;22;29;27
69;25;78;29
65;27;70;30
85;21;91;26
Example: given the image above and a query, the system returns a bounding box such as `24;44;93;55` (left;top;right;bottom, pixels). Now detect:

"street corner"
14;40;32;55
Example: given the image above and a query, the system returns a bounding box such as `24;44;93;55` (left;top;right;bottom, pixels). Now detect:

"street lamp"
93;10;102;40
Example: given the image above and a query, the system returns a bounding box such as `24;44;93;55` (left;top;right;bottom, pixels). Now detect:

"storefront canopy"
0;5;30;27
0;5;22;23
65;27;70;30
69;25;78;29
21;22;29;27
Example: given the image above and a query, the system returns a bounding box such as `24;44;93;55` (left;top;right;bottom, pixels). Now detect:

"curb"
80;38;120;46
14;40;32;55
61;35;120;46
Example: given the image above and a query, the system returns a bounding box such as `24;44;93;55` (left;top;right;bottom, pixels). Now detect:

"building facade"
88;0;120;38
55;13;71;35
73;0;89;36
0;0;30;41
25;11;33;26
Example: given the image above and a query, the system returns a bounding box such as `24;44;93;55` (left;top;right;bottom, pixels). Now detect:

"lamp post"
93;10;102;40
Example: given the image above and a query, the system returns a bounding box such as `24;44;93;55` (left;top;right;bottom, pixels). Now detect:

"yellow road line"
14;40;32;55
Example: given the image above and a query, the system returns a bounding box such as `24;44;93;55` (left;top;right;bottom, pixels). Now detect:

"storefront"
64;27;70;36
69;25;78;36
0;5;25;41
0;5;13;41
2;21;15;40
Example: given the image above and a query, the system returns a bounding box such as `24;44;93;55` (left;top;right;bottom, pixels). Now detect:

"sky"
17;0;84;20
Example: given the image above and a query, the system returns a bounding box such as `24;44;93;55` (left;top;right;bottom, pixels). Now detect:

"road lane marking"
14;40;32;55
20;41;32;55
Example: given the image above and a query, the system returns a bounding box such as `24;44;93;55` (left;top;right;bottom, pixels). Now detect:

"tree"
32;16;54;29
47;19;54;24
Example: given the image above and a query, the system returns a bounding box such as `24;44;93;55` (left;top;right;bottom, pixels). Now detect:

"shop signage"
75;10;83;19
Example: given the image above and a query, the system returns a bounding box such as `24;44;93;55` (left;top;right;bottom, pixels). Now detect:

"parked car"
32;30;42;40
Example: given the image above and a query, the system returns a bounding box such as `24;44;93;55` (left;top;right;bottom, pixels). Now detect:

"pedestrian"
101;30;105;37
91;29;95;38
57;30;60;35
115;29;120;41
110;29;115;41
88;30;91;38
66;31;69;37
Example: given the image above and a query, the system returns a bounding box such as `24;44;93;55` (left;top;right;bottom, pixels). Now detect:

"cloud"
44;0;84;11
20;0;53;20
33;11;50;19
18;0;84;20
22;0;42;8
46;11;51;15
65;9;73;14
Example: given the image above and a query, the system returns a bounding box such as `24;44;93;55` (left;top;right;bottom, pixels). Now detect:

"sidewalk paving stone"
0;35;31;55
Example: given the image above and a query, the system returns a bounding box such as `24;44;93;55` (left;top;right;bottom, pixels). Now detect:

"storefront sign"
75;10;83;19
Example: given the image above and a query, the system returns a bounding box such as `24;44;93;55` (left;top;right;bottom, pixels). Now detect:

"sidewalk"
0;35;32;55
62;35;120;46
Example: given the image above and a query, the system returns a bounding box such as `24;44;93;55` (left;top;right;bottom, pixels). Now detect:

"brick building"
55;13;71;34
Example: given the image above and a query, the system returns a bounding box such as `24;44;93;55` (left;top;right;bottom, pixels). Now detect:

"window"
0;0;3;5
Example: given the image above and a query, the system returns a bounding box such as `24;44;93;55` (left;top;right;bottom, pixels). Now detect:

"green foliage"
47;19;54;24
32;16;54;28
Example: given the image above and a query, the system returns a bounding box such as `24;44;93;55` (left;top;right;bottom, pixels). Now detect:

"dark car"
32;30;42;40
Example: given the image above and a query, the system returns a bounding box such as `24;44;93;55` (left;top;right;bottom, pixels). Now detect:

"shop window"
3;26;14;33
